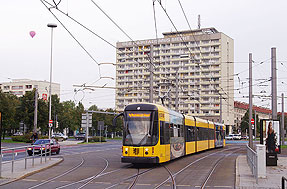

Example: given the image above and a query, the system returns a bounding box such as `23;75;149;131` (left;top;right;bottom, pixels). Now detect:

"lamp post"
47;23;57;139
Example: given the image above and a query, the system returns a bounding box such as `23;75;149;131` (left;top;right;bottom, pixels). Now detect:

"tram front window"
124;111;158;146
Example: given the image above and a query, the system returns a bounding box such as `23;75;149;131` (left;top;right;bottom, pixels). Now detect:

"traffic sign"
251;118;255;124
49;123;53;127
49;120;53;124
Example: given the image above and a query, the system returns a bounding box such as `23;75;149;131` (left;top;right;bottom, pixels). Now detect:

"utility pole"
249;53;253;148
149;45;154;103
271;47;277;120
282;93;285;145
222;93;224;123
175;69;179;111
33;88;38;133
254;110;257;140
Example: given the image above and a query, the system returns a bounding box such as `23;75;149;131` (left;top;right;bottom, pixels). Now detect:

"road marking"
22;179;39;182
177;185;191;187
135;183;151;186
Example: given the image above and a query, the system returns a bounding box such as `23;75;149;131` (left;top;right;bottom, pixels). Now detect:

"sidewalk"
236;155;287;188
0;156;63;186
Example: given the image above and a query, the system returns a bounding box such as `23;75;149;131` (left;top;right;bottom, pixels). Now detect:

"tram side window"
186;126;196;142
170;123;174;137
197;127;210;141
178;124;184;137
209;129;215;140
160;121;170;144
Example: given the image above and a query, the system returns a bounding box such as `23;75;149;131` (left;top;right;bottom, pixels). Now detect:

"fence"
283;176;287;189
0;143;52;177
246;144;258;183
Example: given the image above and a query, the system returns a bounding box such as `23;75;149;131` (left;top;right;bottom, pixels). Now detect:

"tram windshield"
123;111;158;146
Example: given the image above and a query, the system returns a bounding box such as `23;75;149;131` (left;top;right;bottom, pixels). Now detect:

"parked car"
74;133;86;140
233;134;242;140
52;133;68;140
226;134;234;140
27;139;60;156
13;132;23;136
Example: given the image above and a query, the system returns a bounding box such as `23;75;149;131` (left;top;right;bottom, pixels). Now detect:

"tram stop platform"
236;155;287;188
0;156;63;186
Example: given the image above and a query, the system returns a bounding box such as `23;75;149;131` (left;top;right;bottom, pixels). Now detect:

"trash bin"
266;153;277;166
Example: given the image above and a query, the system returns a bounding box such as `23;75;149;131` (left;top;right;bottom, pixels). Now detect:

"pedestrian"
30;132;38;143
266;122;277;153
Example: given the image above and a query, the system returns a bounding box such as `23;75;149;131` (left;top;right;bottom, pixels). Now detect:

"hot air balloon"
29;31;36;38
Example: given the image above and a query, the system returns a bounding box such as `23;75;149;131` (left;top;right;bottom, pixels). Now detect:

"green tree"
0;90;20;138
240;109;259;135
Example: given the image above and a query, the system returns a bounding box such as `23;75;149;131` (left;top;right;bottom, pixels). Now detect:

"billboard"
261;119;280;153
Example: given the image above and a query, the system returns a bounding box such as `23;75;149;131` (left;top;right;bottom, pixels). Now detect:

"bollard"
256;144;266;179
12;149;15;173
45;144;47;162
0;148;2;177
40;144;43;164
25;147;27;169
32;145;35;166
49;142;51;160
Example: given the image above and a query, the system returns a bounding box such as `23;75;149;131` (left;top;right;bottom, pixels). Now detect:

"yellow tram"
114;103;225;164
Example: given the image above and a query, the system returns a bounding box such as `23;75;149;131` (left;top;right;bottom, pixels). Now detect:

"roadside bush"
11;133;48;143
11;134;31;143
84;136;106;143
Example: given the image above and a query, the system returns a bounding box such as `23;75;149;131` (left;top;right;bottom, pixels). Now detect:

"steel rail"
200;148;242;189
104;167;155;189
163;165;176;189
155;147;240;188
27;156;85;189
128;168;140;189
55;156;109;189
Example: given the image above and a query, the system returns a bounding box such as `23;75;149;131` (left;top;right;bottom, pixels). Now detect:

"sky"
1;0;287;111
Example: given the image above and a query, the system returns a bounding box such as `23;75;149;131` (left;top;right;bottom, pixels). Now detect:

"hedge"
11;133;48;143
84;136;106;143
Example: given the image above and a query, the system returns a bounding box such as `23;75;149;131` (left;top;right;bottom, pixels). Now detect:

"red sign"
49;120;53;124
42;93;47;101
251;118;255;124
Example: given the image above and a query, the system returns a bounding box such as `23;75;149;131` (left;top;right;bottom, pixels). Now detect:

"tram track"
55;156;109;189
27;156;85;189
200;148;242;189
154;147;240;188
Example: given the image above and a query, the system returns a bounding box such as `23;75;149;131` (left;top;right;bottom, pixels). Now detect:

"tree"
0;91;20;138
240;109;259;135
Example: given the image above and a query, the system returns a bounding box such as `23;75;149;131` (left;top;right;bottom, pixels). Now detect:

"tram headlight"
125;148;128;154
145;148;148;155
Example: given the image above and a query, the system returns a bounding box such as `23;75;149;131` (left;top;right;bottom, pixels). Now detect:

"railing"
246;144;258;184
283;176;287;189
0;143;52;177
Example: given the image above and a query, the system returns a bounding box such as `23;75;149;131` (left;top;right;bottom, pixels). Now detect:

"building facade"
115;27;234;127
0;79;60;100
234;101;272;132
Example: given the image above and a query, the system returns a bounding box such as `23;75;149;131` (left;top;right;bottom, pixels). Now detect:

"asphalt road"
1;141;246;189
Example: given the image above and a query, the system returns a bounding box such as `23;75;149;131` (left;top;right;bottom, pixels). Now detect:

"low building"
234;101;272;132
0;79;60;100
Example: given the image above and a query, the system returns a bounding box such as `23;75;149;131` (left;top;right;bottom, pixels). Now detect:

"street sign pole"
86;113;89;143
0;112;2;177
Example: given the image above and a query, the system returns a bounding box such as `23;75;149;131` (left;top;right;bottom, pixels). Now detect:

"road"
1;141;246;188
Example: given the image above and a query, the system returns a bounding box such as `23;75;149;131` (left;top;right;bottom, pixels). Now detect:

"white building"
0;79;60;100
115;27;234;128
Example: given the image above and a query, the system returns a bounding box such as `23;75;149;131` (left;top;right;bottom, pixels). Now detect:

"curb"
0;157;64;186
235;155;241;189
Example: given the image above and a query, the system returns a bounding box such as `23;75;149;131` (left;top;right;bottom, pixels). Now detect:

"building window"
12;86;23;90
4;86;10;90
25;85;32;89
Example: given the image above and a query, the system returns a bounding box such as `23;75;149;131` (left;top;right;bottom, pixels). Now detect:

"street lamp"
47;23;57;139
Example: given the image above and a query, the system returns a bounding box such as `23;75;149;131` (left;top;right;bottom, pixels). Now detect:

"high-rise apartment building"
0;79;60;100
115;27;234;127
